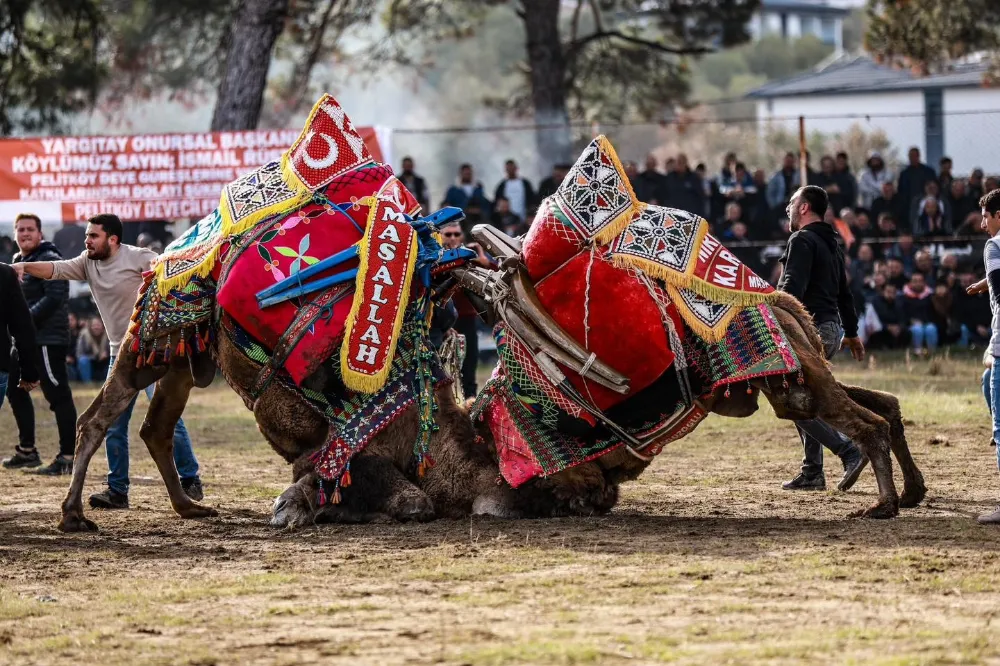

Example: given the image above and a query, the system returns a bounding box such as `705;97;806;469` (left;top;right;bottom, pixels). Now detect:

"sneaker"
89;487;129;510
782;472;826;491
977;506;1000;525
837;451;866;492
32;455;73;476
2;449;41;470
181;477;204;502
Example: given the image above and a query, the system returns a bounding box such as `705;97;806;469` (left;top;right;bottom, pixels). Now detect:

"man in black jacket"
0;263;40;409
398;156;429;213
777;186;866;491
663;153;705;213
2;213;77;475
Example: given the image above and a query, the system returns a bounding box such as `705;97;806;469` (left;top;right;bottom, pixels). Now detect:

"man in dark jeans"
777;186;866;491
0;263;41;411
440;220;492;396
2;213;77;475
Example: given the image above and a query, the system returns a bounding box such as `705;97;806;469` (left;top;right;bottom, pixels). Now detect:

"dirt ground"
2;351;1000;665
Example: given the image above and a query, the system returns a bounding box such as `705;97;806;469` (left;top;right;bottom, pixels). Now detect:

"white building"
747;55;1000;175
748;0;850;52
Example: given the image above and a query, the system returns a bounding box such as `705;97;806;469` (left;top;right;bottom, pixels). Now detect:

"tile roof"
747;55;988;98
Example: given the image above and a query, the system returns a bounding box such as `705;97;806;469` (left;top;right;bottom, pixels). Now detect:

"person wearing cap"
859;151;894;209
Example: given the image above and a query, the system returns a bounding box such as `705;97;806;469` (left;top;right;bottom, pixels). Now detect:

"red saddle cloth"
216;165;419;384
520;199;683;411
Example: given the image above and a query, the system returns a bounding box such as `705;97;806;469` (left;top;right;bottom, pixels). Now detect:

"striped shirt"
985;235;1000;356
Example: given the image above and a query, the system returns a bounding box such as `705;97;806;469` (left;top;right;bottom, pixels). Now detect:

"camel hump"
771;291;827;357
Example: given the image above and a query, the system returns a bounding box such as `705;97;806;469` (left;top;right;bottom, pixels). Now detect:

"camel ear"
552;135;639;245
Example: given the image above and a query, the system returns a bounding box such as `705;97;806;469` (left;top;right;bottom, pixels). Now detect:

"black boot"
2;448;41;470
181;477;204;502
837;450;866;492
782;472;826;491
32;455;73;476
89;487;129;510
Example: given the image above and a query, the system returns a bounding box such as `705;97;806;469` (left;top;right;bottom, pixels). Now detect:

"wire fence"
388;108;1000;210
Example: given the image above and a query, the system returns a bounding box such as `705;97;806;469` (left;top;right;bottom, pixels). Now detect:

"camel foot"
899;482;927;509
58;512;99;533
849;499;899;520
176;502;219;520
385;492;436;523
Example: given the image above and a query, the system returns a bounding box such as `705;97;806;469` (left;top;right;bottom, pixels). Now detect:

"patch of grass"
0;591;47;621
455;639;608;665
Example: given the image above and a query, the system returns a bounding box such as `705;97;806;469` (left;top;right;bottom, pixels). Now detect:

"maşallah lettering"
340;193;419;393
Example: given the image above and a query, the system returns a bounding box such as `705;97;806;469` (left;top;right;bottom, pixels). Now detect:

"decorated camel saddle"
128;94;475;498
459;136;802;487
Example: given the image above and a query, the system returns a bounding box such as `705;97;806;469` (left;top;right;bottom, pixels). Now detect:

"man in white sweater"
11;214;203;509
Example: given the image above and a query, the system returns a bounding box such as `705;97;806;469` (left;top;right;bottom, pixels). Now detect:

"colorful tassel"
340;467;352;488
136;354;144;369
194;332;206;353
146;349;156;366
331;486;342;504
176;337;187;358
163;344;172;362
130;337;140;353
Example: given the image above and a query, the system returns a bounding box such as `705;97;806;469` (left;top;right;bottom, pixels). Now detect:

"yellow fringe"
590;135;641;246
340;194;420;394
665;283;741;343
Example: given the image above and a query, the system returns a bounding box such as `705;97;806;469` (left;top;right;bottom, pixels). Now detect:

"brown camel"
57;324;515;533
467;291;925;521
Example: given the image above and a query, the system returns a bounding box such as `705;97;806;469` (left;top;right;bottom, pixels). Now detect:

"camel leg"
59;358;141;533
137;364;217;519
766;295;898;519
763;380;898;519
272;455;436;527
325;454;436;523
841;384;926;509
811;392;897;518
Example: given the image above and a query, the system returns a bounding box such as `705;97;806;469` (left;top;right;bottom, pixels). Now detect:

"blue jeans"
77;356;93;383
0;371;7;410
983;364;1000;471
910;322;939;351
105;354;199;495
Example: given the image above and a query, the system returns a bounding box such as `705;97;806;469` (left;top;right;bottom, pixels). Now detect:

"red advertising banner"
0;128;384;223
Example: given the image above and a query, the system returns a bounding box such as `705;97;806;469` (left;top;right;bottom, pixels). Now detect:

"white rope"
581;244;600;408
583;244;596;348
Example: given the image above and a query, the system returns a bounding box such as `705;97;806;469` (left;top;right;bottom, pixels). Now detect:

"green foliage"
0;0;105;136
865;0;1000;76
842;7;866;52
689;34;833;104
698;50;750;91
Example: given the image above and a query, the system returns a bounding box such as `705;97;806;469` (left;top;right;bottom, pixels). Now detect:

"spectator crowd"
2;147;995;379
399;146;997;358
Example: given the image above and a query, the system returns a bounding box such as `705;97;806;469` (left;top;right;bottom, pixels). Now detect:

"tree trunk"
210;0;290;131
267;0;339;128
521;0;572;169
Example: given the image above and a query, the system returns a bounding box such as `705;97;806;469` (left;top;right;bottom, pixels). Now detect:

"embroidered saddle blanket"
475;134;801;487
215;169;419;385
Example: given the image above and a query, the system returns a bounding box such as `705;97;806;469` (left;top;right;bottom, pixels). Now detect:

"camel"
58;325;515;533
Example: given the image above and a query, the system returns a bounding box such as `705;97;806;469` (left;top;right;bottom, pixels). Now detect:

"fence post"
798;115;808;188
